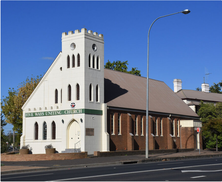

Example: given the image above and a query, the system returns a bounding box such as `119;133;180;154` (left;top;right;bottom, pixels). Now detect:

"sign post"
197;127;200;154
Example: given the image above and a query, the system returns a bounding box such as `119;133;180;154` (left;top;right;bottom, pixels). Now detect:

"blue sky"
1;1;222;133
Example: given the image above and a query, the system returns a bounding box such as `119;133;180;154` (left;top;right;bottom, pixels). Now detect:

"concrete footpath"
1;150;222;174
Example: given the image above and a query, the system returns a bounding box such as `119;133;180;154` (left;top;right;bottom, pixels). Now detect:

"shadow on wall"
185;134;195;149
104;78;128;103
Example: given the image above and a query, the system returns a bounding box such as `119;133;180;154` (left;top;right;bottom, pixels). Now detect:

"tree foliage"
210;81;222;93
104;60;141;76
198;102;222;150
1;113;8;153
1;76;42;136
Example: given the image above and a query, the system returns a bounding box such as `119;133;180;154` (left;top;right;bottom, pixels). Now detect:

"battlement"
62;28;103;39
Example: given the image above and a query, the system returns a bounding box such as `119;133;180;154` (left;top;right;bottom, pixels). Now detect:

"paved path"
1;150;222;174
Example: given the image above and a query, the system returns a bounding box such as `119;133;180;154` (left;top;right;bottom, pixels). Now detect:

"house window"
177;120;180;137
68;84;71;101
34;122;38;140
141;116;144;136
153;118;156;136
171;119;175;136
96;84;99;102
77;54;80;67
52;121;56;140
89;84;92;101
135;115;138;135
88;54;91;68
76;84;80;100
97;56;100;69
118;113;121;135
43;121;47;140
160;118;163;136
156;118;158;136
67;55;70;68
55;89;58;104
72;54;75;67
111;113;114;135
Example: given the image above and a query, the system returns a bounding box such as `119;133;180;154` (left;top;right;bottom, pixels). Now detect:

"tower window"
76;84;80;100
96;84;99;102
77;54;80;67
43;121;47;140
97;56;100;69
89;84;92;101
72;54;75;67
67;55;70;68
52;121;56;140
68;84;71;101
92;55;95;68
88;54;91;68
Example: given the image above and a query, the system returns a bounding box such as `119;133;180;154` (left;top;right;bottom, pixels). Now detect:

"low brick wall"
94;149;194;157
1;152;88;161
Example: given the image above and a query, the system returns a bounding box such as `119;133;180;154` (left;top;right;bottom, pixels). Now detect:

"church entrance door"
68;120;81;150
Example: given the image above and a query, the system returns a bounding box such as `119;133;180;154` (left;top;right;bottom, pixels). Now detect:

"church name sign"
25;109;102;118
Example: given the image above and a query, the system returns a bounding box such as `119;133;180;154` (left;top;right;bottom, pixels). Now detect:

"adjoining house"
173;79;222;113
20;28;201;154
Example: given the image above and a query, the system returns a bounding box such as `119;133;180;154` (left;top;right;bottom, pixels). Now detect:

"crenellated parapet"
62;28;103;39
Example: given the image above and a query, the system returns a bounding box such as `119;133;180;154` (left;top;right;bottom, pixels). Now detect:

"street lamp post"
146;9;190;159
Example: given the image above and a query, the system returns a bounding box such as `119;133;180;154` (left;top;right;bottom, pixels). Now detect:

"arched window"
77;54;80;67
89;84;92;101
118;113;121;135
72;54;75;68
76;84;80;100
88;54;91;68
67;55;70;68
111;113;114;135
52;121;56;140
96;84;99;102
96;56;99;70
92;55;95;68
160;118;163;136
135;115;138;135
34;122;38;140
55;89;58;104
156;118;158;136
141;116;144;136
61;89;62;103
43;122;47;140
68;84;71;101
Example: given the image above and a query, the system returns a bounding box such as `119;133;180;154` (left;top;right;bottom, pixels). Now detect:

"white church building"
21;28;201;154
21;28;109;154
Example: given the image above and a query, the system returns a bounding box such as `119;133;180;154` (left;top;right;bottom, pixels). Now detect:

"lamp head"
182;9;190;14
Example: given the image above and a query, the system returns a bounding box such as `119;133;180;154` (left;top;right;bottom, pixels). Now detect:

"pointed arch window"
135;115;138;135
89;84;92;101
72;54;75;68
92;55;95;68
67;55;70;68
43;121;47;140
55;89;58;104
61;89;62;103
96;84;99;102
97;56;100;69
77;54;80;67
68;84;71;101
118;113;121;135
34;122;38;140
141;116;144;136
76;84;80;100
88;54;91;68
52;121;56;140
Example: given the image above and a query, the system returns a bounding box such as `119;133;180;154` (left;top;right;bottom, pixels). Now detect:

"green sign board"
25;109;102;118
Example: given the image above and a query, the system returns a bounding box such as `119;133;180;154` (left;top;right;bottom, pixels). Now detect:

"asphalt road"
2;157;222;181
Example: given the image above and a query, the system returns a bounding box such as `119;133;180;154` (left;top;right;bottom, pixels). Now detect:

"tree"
104;60;141;76
210;81;222;93
1;113;8;153
1;76;42;137
198;102;222;150
202;118;222;151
